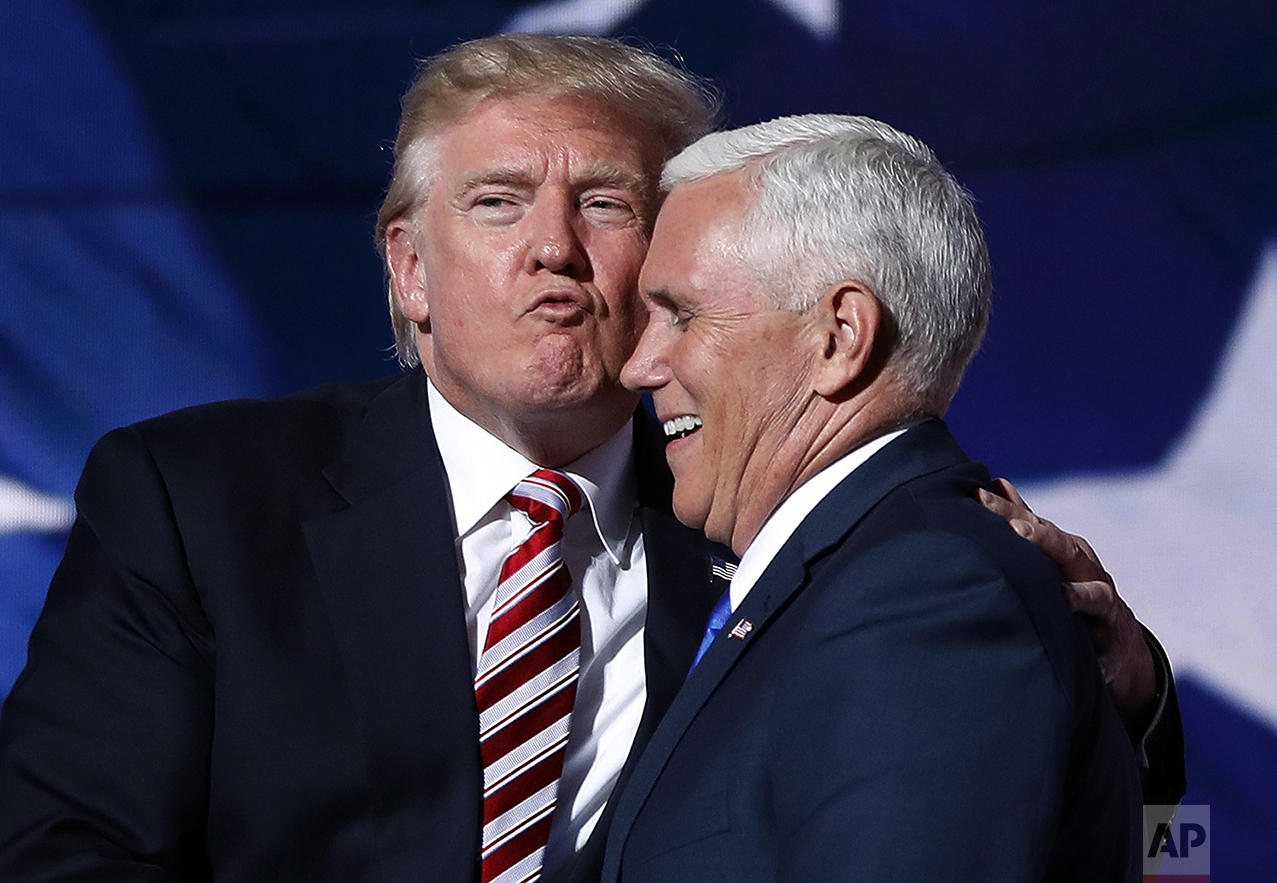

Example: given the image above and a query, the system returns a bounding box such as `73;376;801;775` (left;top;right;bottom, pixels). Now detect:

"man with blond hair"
0;35;724;883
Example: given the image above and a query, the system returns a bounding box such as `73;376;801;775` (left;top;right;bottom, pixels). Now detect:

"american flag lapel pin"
728;619;753;640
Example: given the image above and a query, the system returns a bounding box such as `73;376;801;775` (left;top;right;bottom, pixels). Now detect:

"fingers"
1072;532;1100;562
991;476;1031;511
1010;512;1090;575
976;480;1040;545
977;480;1158;721
975;485;1030;524
1061;579;1117;619
978;485;1111;585
1083;591;1159;723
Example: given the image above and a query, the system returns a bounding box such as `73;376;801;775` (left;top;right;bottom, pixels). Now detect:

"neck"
444;389;639;467
727;390;917;556
502;401;638;466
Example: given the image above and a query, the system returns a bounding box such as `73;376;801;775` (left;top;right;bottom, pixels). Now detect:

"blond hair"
375;34;719;366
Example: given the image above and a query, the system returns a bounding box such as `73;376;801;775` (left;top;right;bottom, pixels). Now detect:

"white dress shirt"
426;381;649;874
729;427;911;611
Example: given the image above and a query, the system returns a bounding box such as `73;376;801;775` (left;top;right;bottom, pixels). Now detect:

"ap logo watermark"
1144;805;1209;881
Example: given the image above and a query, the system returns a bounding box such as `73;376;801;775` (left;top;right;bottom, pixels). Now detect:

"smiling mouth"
662;415;703;441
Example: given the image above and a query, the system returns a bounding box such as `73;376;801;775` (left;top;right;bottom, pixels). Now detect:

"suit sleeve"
768;530;1138;883
1134;627;1187;805
0;427;215;880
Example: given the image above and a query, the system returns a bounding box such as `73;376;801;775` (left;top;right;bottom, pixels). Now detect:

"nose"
523;195;587;277
620;320;672;393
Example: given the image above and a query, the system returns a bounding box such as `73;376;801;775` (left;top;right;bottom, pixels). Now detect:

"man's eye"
583;196;636;220
469;195;523;223
671;311;692;329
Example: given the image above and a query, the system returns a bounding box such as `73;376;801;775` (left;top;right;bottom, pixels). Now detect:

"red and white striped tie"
475;468;584;883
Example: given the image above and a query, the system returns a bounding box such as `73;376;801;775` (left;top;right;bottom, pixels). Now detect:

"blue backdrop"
2;0;1274;875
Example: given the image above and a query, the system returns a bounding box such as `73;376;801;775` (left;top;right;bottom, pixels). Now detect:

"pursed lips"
527;288;592;319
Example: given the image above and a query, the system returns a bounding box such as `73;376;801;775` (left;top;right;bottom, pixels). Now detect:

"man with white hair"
607;114;1142;881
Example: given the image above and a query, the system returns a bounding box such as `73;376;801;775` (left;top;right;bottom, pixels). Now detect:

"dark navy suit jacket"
0;368;720;882
601;421;1144;883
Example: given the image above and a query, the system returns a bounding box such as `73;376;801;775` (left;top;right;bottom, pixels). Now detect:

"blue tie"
690;589;732;671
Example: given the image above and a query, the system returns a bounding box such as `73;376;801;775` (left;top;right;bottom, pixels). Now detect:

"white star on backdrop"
0;475;74;535
1022;241;1277;728
505;0;839;41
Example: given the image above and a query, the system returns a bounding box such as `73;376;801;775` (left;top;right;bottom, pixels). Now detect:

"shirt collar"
729;425;912;611
427;378;635;556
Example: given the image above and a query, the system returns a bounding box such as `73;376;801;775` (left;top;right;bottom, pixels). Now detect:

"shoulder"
88;372;408;474
897;464;1073;639
800;456;1082;699
138;373;405;451
77;371;420;521
816;451;1056;583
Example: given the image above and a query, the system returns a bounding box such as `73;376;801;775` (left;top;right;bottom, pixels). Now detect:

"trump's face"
385;92;664;462
622;171;820;554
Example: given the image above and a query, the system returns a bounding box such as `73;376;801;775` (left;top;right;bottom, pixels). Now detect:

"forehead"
433;92;664;188
640;172;756;297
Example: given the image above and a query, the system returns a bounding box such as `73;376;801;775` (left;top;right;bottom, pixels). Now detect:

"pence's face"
622;172;820;552
387;92;665;446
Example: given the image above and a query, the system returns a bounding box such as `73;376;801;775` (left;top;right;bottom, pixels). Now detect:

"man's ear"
385;219;430;325
811;280;882;398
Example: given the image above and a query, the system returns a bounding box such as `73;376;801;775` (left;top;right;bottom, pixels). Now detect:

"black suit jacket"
601;421;1144;883
0;369;720;882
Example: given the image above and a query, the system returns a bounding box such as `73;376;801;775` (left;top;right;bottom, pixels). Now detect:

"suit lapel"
601;421;970;880
304;369;482;882
561;407;722;883
305;387;734;883
630;407;726;741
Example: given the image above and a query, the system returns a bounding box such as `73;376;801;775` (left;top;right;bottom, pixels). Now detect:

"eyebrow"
573;164;652;195
642;287;681;311
454;164;652;200
454;168;536;199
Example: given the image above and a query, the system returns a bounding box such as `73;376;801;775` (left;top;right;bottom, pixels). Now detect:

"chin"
671;492;712;537
543;382;637;418
525;350;615;403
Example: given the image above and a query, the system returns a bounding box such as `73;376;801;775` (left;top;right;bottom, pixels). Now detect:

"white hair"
664;114;992;414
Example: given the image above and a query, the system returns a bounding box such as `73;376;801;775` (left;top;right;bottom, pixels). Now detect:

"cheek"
671;469;712;532
701;376;768;474
423;243;508;321
433;222;516;281
613;305;645;353
595;282;647;367
459;238;513;288
594;236;648;303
